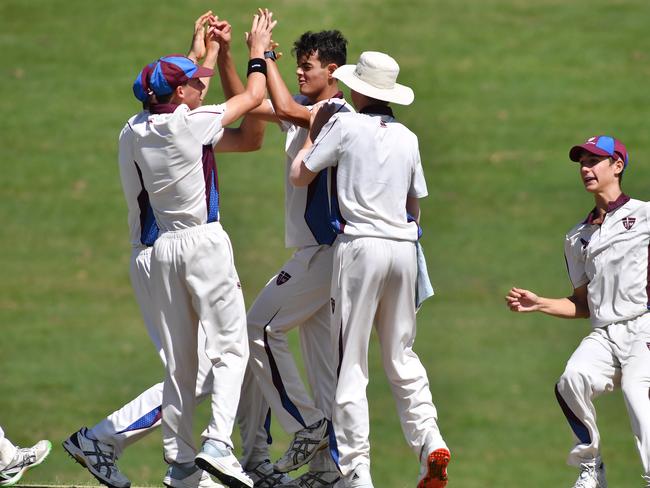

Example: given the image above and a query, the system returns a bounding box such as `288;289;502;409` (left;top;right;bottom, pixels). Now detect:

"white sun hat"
333;51;414;105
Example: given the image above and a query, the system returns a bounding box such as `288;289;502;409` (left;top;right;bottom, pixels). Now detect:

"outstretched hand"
188;10;214;61
245;8;277;55
505;287;540;313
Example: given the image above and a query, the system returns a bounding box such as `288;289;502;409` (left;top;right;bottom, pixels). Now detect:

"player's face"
296;51;332;101
578;152;622;193
182;78;206;110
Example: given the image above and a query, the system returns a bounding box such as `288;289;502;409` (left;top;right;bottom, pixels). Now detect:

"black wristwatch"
264;50;278;61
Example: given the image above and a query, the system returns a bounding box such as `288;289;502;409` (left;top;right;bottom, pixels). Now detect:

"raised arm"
220;9;276;127
265;50;310;127
505;284;590;319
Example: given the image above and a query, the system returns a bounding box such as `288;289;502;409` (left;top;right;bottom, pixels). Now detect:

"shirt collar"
359;104;394;117
584;193;630;225
149;103;179;114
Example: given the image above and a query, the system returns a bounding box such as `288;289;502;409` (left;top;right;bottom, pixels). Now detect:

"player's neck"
313;84;342;103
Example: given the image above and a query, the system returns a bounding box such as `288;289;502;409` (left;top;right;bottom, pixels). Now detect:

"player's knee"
556;366;591;397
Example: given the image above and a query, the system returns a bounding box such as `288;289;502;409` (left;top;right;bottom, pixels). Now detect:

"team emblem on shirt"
622;217;636;230
276;271;292;286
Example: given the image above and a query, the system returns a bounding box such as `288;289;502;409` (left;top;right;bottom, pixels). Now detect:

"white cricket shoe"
274;419;328;473
332;465;373;488
0;439;51;487
163;463;225;488
572;459;607;488
278;469;340;487
244;459;293;487
62;427;130;488
195;440;253;488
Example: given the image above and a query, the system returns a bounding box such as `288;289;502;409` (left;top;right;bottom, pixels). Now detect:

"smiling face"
578;151;624;194
295;51;335;102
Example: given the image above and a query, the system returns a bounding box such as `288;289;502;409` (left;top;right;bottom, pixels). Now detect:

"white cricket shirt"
275;95;353;248
128;103;226;232
118;111;159;248
565;194;650;328
303;107;427;241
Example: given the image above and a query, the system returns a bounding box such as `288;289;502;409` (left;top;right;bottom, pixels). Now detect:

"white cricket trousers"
330;237;445;476
151;222;248;464
246;245;336;436
555;313;650;475
0;426;17;469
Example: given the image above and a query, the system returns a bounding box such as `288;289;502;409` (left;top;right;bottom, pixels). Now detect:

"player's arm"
505;284;590;319
219;9;276;128
406;196;420;223
215;114;266;153
214;13;277;122
290;102;340;186
265;52;311;127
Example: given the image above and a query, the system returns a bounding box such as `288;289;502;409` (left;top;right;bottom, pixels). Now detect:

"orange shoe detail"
417;448;450;488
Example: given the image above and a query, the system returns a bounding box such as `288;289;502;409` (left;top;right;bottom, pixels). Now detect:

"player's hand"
309;101;339;141
505;287;540;313
210;17;232;50
245;8;277;57
268;40;283;59
188;10;213;61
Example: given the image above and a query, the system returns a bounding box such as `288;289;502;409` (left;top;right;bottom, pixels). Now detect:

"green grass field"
2;0;650;486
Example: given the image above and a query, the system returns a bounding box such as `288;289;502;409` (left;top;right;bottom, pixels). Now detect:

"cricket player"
0;427;51;487
63;13;272;488
290;51;450;488
507;135;650;488
217;18;351;486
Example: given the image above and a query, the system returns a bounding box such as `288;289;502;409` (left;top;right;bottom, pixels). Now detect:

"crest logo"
622;217;636;230
276;271;291;286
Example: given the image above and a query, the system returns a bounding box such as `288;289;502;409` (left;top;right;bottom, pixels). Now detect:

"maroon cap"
569;135;629;168
149;54;214;97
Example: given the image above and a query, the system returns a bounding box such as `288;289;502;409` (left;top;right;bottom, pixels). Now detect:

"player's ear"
327;63;337;79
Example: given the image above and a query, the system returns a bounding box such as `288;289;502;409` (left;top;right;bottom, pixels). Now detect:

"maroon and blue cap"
569;135;629;168
132;54;214;101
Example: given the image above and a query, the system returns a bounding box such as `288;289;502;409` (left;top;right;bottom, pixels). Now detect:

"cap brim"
569;144;612;162
192;65;214;79
333;64;414;105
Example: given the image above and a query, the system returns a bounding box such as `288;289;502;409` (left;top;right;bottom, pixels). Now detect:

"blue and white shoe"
62;427;130;488
195;440;253;488
163;462;225;488
0;440;52;487
274;419;328;473
244;460;293;487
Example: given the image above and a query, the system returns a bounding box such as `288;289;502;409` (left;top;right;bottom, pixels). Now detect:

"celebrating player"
217;17;351;487
63;10;274;488
290;51;451;488
0;427;51;487
507;136;650;488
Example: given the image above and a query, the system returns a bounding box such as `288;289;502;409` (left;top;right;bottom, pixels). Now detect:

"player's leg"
617;315;650;481
555;330;617;486
330;238;383;486
0;428;51;488
374;240;449;488
247;246;331;473
237;367;294;486
186;224;252;488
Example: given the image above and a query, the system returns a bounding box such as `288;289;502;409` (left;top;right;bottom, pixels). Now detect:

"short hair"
292;30;347;68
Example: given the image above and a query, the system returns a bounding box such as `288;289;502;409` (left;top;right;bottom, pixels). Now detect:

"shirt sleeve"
186;104;226;146
564;231;588;288
409;137;428;198
303;115;342;173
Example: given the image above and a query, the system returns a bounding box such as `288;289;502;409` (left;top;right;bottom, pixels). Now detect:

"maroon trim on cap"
583;193;630;225
192;65;214;79
569;144;612;162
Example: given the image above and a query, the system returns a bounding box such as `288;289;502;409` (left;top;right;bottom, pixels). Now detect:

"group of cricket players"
2;6;650;488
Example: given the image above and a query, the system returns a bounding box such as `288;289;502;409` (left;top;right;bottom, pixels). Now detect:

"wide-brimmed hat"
569;135;629;168
333;51;414;105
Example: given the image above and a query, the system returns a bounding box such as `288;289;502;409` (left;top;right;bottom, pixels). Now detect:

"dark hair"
292;30;347;67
